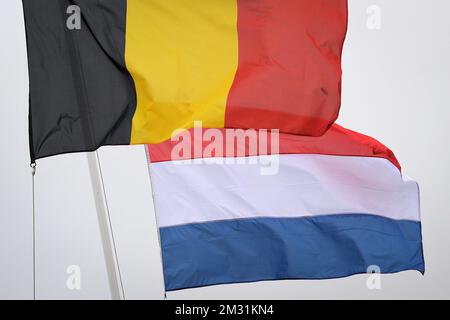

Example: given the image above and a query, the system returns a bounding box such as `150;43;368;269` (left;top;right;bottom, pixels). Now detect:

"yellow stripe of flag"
126;0;239;144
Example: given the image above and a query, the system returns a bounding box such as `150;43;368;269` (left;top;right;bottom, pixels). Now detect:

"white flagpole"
144;146;167;299
86;151;125;300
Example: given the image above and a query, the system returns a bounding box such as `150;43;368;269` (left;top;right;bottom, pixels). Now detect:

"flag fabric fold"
146;125;424;291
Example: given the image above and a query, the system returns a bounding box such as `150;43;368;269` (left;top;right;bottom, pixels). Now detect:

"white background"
1;0;450;299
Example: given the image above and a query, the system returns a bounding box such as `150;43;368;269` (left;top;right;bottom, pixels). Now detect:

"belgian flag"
22;0;348;161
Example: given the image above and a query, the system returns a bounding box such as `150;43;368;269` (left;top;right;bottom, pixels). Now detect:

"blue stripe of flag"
160;214;424;291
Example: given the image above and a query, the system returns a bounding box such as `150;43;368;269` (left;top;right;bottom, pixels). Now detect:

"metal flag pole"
86;151;125;300
144;146;167;300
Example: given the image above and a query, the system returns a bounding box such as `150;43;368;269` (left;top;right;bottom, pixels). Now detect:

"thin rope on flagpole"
31;162;36;300
144;146;167;300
